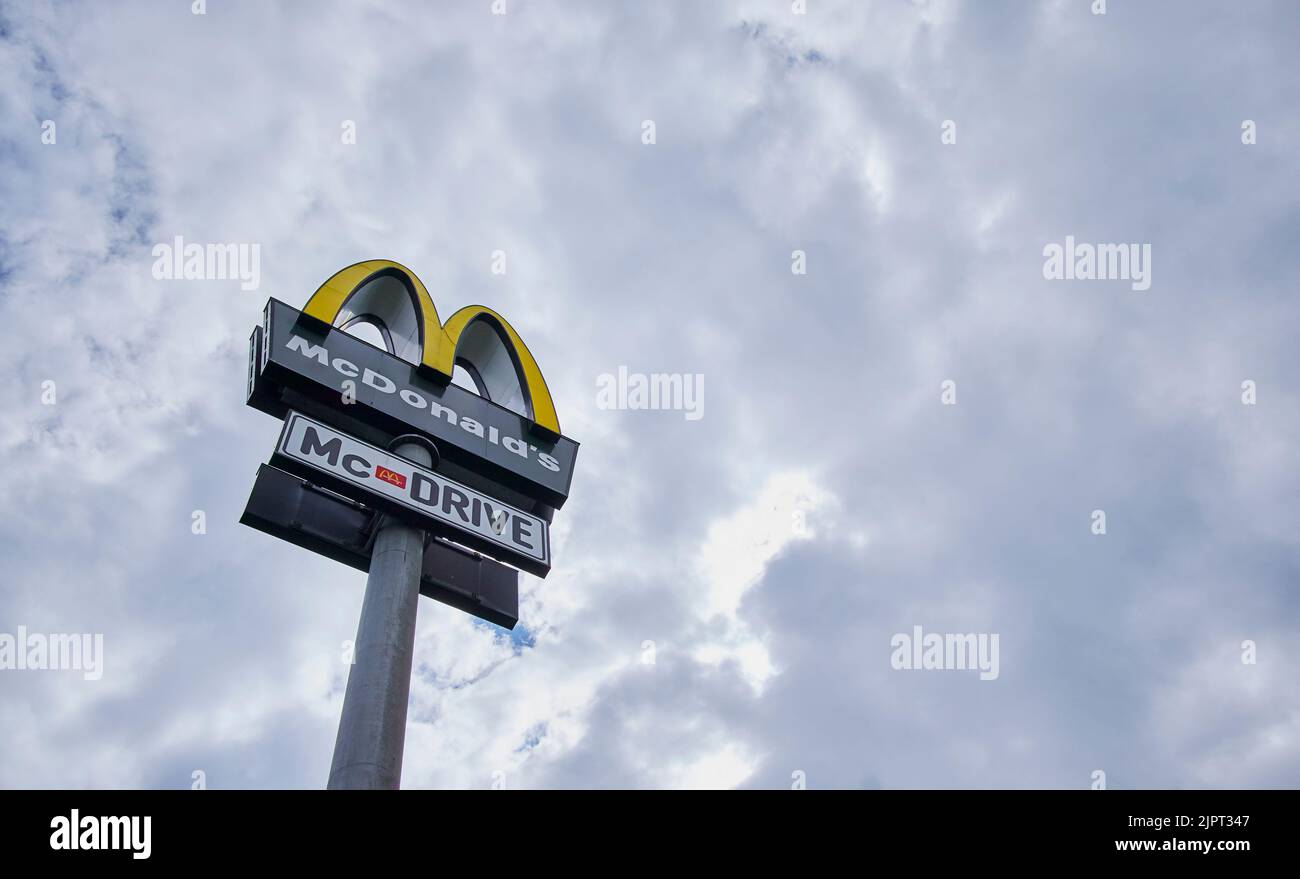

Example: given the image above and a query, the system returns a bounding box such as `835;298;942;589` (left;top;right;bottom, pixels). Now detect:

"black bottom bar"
2;790;1287;864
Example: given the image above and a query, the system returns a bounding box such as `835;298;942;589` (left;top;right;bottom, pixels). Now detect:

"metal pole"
327;438;435;790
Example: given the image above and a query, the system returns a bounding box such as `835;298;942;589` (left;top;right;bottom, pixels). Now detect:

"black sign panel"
248;299;578;509
239;463;519;628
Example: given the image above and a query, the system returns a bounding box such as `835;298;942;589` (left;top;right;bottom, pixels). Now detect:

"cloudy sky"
1;0;1297;789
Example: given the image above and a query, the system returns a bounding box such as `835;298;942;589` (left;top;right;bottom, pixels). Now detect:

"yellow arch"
434;305;560;440
302;260;561;437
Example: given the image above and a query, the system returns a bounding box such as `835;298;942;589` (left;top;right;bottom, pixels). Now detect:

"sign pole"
327;437;436;790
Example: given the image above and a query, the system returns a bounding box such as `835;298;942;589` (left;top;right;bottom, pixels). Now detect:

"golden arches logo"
301;259;561;438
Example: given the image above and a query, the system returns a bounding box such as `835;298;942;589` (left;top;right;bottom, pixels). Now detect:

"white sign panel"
273;412;550;576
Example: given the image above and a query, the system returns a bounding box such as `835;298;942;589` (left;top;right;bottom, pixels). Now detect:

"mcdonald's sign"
246;260;578;511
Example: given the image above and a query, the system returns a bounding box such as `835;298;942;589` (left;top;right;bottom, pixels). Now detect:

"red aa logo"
375;466;407;490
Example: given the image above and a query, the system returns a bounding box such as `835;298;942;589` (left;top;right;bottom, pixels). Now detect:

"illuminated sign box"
248;299;578;510
272;412;551;578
